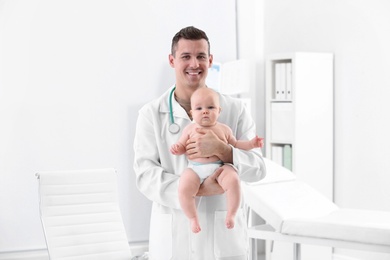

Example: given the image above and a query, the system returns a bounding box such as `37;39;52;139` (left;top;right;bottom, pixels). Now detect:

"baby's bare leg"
216;165;241;229
178;168;202;233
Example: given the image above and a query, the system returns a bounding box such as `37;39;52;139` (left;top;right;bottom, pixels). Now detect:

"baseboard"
128;241;149;257
333;254;360;260
0;249;49;260
0;242;149;260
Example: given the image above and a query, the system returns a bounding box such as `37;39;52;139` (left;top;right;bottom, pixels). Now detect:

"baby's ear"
219;107;222;114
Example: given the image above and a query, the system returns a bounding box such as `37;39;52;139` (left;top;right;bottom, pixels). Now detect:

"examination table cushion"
244;158;390;247
246;158;296;185
243;180;338;231
282;208;390;246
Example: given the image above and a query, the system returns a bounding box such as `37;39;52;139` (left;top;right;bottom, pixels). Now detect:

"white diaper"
188;160;223;180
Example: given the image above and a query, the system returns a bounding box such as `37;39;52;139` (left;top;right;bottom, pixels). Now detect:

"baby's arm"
224;124;263;151
234;135;264;150
170;124;193;155
170;142;186;155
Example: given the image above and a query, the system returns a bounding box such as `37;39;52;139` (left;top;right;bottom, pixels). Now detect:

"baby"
170;87;263;233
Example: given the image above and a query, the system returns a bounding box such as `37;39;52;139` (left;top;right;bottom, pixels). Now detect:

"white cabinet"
263;52;334;260
265;52;333;199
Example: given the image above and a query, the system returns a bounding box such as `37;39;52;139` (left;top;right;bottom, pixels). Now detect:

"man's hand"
196;167;224;196
186;128;232;162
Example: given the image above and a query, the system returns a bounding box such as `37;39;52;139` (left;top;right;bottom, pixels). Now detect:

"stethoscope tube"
168;86;180;134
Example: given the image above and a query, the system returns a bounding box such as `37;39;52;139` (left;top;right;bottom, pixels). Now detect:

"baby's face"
190;90;221;127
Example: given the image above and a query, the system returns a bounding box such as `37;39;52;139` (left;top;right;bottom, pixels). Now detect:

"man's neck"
174;84;206;103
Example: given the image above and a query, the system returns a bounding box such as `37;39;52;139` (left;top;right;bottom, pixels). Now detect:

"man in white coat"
133;26;266;260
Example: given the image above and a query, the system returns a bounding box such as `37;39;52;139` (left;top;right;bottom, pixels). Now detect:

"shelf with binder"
271;60;292;101
270;143;293;171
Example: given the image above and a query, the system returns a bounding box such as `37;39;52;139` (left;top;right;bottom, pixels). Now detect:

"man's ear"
169;54;175;68
208;54;213;68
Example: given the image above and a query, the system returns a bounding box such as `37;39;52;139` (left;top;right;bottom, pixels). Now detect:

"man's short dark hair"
171;26;210;57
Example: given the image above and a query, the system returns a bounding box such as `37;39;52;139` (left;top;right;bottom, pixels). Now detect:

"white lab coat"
133;86;266;260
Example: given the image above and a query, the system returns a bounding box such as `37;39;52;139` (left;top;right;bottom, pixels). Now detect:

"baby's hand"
252;135;264;148
170;144;180;155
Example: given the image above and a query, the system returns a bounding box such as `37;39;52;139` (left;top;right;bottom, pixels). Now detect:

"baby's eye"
195;107;202;111
208;106;216;109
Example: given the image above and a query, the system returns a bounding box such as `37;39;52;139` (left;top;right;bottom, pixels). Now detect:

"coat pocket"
149;213;173;260
213;209;248;259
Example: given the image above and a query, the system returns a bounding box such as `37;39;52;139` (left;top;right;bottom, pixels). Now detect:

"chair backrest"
36;168;133;260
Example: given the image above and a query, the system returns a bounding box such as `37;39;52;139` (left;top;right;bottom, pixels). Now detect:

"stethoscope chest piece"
169;123;180;134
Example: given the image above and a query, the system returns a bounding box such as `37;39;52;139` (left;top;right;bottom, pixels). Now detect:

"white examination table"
243;158;390;260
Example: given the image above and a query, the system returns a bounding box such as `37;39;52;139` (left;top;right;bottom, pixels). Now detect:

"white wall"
236;0;265;141
0;0;237;253
246;0;390;259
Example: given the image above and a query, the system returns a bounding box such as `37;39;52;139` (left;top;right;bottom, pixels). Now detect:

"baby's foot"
190;217;201;233
225;215;235;229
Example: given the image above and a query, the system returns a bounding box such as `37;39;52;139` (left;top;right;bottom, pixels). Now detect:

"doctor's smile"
186;70;202;75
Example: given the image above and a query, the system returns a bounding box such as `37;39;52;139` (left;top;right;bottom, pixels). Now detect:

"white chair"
36;168;134;260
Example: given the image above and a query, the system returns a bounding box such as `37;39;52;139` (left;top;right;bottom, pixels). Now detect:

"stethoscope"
168;86;181;134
